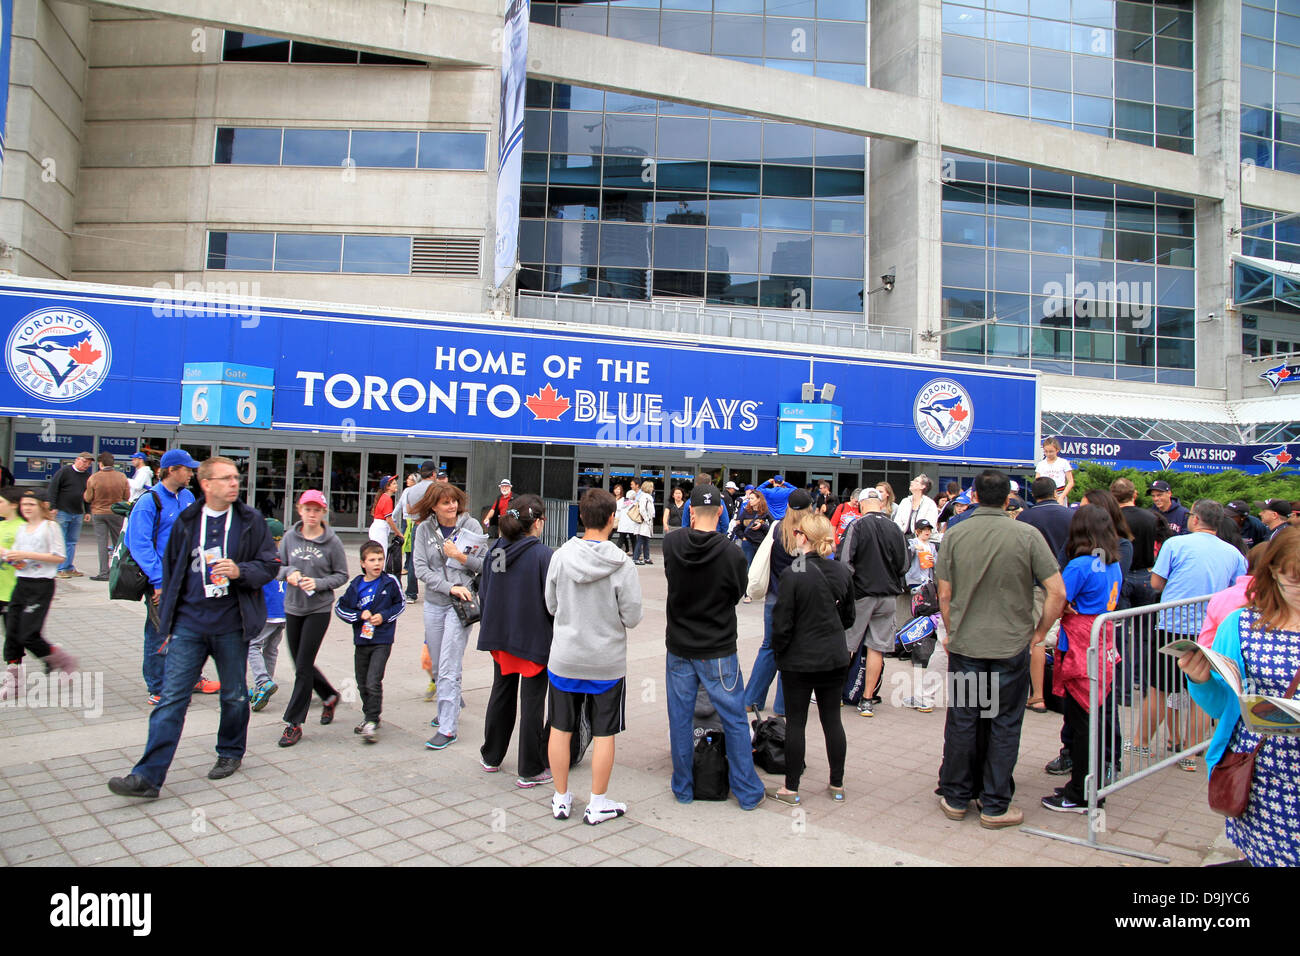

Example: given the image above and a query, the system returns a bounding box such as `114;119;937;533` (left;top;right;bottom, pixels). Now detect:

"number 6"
190;386;209;422
236;389;257;424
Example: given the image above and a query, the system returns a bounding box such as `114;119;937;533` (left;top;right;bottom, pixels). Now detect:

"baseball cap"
725;481;738;490
914;518;933;530
1255;499;1293;516
499;478;512;487
744;484;755;491
690;484;722;507
1009;480;1020;493
160;449;201;470
265;518;285;539
1007;496;1025;512
436;470;449;480
858;488;883;502
1225;500;1250;517
787;489;813;511
298;489;328;508
771;474;784;484
955;492;972;505
130;451;146;462
1150;480;1172;493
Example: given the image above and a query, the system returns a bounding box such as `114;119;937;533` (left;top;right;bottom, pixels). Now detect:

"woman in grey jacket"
413;482;485;750
277;490;351;747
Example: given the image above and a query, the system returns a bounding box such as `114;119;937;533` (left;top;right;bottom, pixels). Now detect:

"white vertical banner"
494;0;529;288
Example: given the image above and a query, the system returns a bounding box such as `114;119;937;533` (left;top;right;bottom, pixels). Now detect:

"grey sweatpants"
424;602;470;736
248;620;285;687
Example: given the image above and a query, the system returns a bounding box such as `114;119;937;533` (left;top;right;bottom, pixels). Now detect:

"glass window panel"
711;162;762;193
992;186;1031;218
1241;67;1274;109
602;114;656;154
1115;1;1152;34
551;85;604;111
1030;47;1072;90
1157;338;1194;368
991;216;1031;249
660;11;711;51
520;186;547;218
557;3;609;33
709;196;760;227
1155;234;1194;267
654;159;708;190
608;7;660;43
282;128;349;166
759;276;813;309
524;110;550;150
519;219;546;261
657;118;709;159
274;233;342;272
551;112;604;154
1277;142;1300;175
943;75;987;108
653;226;708;269
764;123;814;165
1073;54;1113;96
990;324;1030;356
522;151;549;183
992;250;1031;291
1031;220;1073;254
1030;17;1072;50
653;194;708;224
944;211;986;245
761;197;812;230
1031;327;1073;359
548;186;601;220
1030;0;1069;19
1031;252;1071;287
1116;202;1155;232
214;127;282;165
600;223;651;267
943;3;986;37
1116;98;1154;131
291;42;357;63
991;12;1030;45
814;61;867;84
1282;12;1300;45
1155;66;1194;107
944;286;986;320
818;20;866;61
342;235;410;274
992;42;1030;84
1074;331;1114;362
991;291;1031;325
713;15;764;55
1156;105;1193;137
1242;35;1277;69
602;189;653;221
1156;266;1195;307
1155;37;1192;70
1243;6;1274;40
653;271;706;299
1115;60;1154;101
526;79;551;109
223;32;290;61
417;132;487;170
990;82;1030;115
602;156;649;188
813;235;863;275
596;269;649;299
1115;28;1152;62
605;93;657;114
1030;191;1073;222
350;130;417;168
707;229;760;272
207;232;274;271
549;153;602;186
1156;306;1194;337
945;35;986;79
546;220;600;263
814;168;864;198
814;200;864;233
716;0;762;11
762;165;813;197
943;182;986;215
761;232;812;273
766;58;816;76
708;273;760;305
818;0;865;18
1073;225;1114;257
813;278;863;312
1278;112;1300;147
710;121;762;162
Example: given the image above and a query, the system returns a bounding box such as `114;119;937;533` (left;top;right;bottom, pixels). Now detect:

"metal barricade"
1023;595;1215;863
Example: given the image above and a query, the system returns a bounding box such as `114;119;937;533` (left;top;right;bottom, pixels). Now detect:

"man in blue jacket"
125;449;199;704
109;456;280;798
758;475;797;520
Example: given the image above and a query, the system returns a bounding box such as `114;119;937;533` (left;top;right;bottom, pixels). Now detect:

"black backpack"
693;725;729;800
107;490;161;602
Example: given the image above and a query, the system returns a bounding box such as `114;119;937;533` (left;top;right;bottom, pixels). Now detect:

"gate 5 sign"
181;363;273;429
778;403;842;457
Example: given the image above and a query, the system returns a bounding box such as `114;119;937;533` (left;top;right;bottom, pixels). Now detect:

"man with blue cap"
128;450;154;503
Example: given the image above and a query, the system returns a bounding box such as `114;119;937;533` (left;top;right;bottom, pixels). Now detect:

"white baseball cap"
499;478;512;487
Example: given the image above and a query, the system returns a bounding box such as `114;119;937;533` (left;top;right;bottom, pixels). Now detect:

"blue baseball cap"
130;451;146;461
160;449;201;469
955;492;972;505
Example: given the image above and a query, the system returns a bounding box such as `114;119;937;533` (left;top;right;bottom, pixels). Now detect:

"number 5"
794;423;814;454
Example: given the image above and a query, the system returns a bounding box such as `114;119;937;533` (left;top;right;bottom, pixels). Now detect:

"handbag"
451;588;481;627
693;726;730;800
746;527;775;600
626;502;644;524
1208;663;1300;818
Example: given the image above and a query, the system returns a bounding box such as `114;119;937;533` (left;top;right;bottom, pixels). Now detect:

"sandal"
764;787;800;806
1177;756;1197;773
829;786;845;803
1027;696;1048;714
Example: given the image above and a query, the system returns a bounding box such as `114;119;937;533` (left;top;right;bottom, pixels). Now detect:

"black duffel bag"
751;713;789;775
693;725;729;800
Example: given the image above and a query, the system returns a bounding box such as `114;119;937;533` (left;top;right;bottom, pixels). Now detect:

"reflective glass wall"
518;81;868;311
1241;0;1300;174
942;0;1195;154
940;152;1197;383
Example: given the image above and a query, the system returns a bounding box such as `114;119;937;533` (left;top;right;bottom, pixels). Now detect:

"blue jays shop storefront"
0;277;1041;531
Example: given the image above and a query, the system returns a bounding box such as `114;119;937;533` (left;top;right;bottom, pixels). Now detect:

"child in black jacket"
334;541;405;742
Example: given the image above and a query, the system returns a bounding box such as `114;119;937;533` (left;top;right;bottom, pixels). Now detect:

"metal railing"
1024;595;1215;863
516;290;914;354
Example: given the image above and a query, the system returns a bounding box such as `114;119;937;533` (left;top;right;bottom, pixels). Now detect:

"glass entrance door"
328;450;362;529
218;446;251;506
254;448;289;524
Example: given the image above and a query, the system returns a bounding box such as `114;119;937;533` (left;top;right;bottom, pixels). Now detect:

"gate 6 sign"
181;363;273;429
778;403;842;457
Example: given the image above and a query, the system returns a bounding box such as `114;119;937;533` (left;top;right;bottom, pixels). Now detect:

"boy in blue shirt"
248;518;285;711
335;541;405;742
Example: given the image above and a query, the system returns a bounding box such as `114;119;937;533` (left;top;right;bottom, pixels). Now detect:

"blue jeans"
666;651;765;809
633;534;651;562
743;592;785;714
132;627;250;788
56;511;83;572
740;539;756;565
142;614;166;696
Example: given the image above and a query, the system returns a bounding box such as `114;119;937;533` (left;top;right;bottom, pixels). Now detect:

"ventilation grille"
411;236;481;276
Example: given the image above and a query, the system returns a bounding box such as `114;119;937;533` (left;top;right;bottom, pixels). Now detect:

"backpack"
108;490;162;602
910;579;939;617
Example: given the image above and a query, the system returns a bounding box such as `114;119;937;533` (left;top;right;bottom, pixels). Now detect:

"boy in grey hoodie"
544;488;643;825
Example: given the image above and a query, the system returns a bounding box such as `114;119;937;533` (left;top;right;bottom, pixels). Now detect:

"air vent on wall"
411;235;481;276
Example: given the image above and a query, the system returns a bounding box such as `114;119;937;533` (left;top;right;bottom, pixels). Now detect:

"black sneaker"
108;774;160;799
207;757;241;780
1044;750;1073;775
320;693;339;725
279;724;302;747
1041;792;1087;814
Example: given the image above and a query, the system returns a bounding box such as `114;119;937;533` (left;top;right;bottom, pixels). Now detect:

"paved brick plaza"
0;536;1235;867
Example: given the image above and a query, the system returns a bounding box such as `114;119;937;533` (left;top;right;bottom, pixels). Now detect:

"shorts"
844;595;897;655
549;678;626;737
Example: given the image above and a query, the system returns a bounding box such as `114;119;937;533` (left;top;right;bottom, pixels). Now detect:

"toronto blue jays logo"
6;308;112;403
913;378;974;450
1259;363;1300;391
1253;445;1294;472
1150;441;1181;470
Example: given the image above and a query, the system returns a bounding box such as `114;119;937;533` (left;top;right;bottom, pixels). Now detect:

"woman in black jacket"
769;512;856;804
476;494;555;788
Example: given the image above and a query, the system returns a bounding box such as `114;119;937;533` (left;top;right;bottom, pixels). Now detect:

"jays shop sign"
0;282;1038;463
1057;436;1299;476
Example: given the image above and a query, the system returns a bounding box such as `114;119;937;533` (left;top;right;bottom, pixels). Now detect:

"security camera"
881;273;895;292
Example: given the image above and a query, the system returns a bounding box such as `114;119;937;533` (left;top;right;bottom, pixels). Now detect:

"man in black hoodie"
663;484;765;810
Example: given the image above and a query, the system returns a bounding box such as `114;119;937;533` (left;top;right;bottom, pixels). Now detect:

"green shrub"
1070;463;1300;506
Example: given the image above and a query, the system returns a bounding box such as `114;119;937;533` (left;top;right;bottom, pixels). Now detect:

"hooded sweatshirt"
278;521;350;615
663;527;747;659
412;512;484;607
477;535;554;664
544;536;643;681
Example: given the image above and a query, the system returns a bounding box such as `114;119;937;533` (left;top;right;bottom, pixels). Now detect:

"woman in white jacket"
615;480;640;555
894;474;939;536
632;480;656;566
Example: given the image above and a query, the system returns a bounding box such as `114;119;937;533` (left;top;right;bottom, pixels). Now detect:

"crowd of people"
0;441;1295;863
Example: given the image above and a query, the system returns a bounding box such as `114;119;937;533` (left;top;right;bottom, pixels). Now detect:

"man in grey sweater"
544;488;643;825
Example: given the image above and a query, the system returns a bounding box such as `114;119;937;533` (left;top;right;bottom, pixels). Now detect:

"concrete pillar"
469;440;511;519
1193;0;1239;396
867;0;943;359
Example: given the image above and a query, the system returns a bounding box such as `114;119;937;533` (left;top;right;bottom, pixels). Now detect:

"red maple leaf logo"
948;403;968;423
1168;448;1181;461
67;338;102;365
1280;369;1292;379
1277;450;1293;465
524;383;570;422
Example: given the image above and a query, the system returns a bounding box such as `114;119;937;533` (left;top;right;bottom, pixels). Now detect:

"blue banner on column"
1056;435;1299;476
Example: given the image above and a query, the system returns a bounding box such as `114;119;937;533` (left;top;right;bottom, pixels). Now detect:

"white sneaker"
902;696;934;713
583;800;627;825
552;792;572;820
360;721;378;743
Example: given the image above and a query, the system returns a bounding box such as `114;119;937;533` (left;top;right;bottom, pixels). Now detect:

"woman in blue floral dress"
1182;529;1300;867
